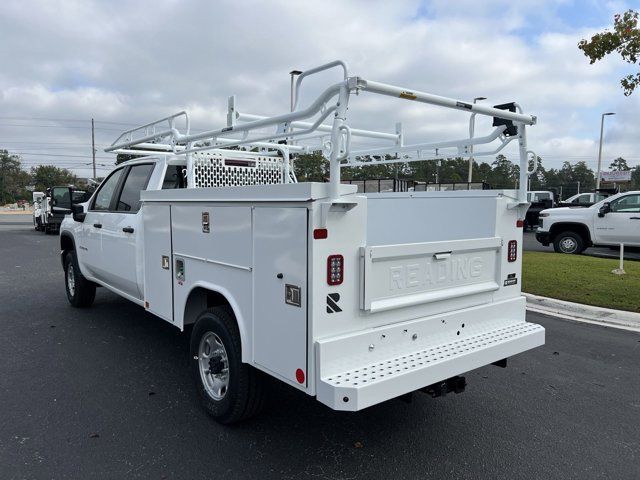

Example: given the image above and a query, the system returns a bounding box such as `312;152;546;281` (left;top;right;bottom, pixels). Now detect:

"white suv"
536;191;640;254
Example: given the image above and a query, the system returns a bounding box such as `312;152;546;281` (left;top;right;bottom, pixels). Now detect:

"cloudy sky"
1;0;639;178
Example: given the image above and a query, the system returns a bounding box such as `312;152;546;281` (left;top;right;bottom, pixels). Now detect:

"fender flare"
181;281;250;363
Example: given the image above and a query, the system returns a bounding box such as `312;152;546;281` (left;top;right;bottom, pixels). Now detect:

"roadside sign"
600;171;632;183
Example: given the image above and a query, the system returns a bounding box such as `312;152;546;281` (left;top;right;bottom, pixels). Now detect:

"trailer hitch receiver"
420;376;467;398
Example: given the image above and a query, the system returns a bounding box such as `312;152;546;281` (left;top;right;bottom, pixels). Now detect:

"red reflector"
516;220;524;228
327;254;344;285
313;228;328;239
295;368;305;384
508;240;518;262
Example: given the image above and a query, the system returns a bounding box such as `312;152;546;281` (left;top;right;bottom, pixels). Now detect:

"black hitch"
420;376;466;398
492;358;508;368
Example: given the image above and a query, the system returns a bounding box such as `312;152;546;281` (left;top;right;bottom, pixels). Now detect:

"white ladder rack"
105;60;537;203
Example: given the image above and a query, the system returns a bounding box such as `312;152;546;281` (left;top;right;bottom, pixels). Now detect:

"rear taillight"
507;240;517;262
327;255;344;285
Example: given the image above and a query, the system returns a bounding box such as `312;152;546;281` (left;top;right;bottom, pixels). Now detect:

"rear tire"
190;307;265;424
553;231;585;254
64;251;96;307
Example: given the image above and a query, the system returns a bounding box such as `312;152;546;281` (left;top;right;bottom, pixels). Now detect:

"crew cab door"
80;167;126;278
594;194;640;246
99;163;155;299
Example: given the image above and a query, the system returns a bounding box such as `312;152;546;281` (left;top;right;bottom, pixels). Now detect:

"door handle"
630;217;640;220
93;223;102;228
122;227;135;233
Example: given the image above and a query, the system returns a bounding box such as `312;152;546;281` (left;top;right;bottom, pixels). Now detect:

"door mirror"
598;202;611;218
51;187;73;214
71;203;86;223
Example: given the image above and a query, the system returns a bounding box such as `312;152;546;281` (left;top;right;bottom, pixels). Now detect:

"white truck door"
253;207;308;387
80;168;126;278
595;194;640;246
100;163;155;299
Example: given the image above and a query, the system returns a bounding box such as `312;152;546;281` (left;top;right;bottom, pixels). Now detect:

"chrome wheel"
67;263;76;296
198;332;229;400
559;237;577;253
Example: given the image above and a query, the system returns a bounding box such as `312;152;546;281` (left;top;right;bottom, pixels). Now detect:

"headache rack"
106;60;538;203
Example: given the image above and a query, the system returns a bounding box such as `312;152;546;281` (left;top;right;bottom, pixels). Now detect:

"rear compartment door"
361;237;501;312
253;207;308;386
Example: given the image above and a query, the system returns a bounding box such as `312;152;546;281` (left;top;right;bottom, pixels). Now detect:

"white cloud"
0;0;638;177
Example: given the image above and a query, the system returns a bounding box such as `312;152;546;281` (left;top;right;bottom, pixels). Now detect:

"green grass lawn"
522;251;640;313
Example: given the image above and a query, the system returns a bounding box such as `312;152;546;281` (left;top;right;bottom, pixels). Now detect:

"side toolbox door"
143;204;174;323
253;207;308;387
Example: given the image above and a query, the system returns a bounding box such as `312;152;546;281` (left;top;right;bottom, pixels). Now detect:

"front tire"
190;307;265;424
553;231;585;254
64;251;96;307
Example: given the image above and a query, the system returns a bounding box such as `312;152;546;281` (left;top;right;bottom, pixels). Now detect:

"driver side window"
609;195;640;213
91;169;125;211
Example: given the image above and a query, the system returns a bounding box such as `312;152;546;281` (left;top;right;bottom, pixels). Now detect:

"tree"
292;152;328;182
31;165;77;192
488;155;519;188
632;166;640;189
0;150;30;204
609;157;630;171
578;9;640;96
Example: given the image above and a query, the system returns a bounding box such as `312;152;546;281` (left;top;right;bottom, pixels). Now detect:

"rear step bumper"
316;321;544;411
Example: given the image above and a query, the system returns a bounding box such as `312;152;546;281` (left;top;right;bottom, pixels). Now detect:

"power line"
0;123;123;131
0;141;108;146
7;151;113;159
0;116;141;127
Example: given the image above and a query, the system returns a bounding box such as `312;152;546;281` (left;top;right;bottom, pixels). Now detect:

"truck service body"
58;61;545;422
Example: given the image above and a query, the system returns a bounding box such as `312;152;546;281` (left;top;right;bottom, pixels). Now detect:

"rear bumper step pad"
316;322;545;411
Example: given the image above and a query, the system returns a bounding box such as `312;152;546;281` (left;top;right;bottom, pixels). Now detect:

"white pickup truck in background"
55;61;545;423
536;191;640;253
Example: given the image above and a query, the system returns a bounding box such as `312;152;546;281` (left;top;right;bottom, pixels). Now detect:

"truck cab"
61;157;181;303
556;191;613;208
536;191;640;253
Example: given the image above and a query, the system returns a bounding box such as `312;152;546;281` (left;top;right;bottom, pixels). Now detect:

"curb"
524;293;640;332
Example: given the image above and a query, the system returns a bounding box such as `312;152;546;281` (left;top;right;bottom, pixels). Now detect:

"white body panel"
253;207;308;386
143;204;173;322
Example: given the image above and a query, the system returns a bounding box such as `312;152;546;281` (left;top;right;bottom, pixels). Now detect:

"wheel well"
183;287;232;327
60;233;74;253
549;223;591;245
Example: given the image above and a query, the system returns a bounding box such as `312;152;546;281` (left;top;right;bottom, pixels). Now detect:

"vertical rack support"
328;85;350;201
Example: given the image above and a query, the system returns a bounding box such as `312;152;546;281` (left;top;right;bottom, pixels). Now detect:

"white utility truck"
536;191;640;253
57;61;545;423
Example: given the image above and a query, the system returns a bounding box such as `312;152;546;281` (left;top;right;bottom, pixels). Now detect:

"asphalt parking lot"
1;221;639;479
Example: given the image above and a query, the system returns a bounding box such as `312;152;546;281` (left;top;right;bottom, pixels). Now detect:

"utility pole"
91;118;96;179
596;112;615;189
